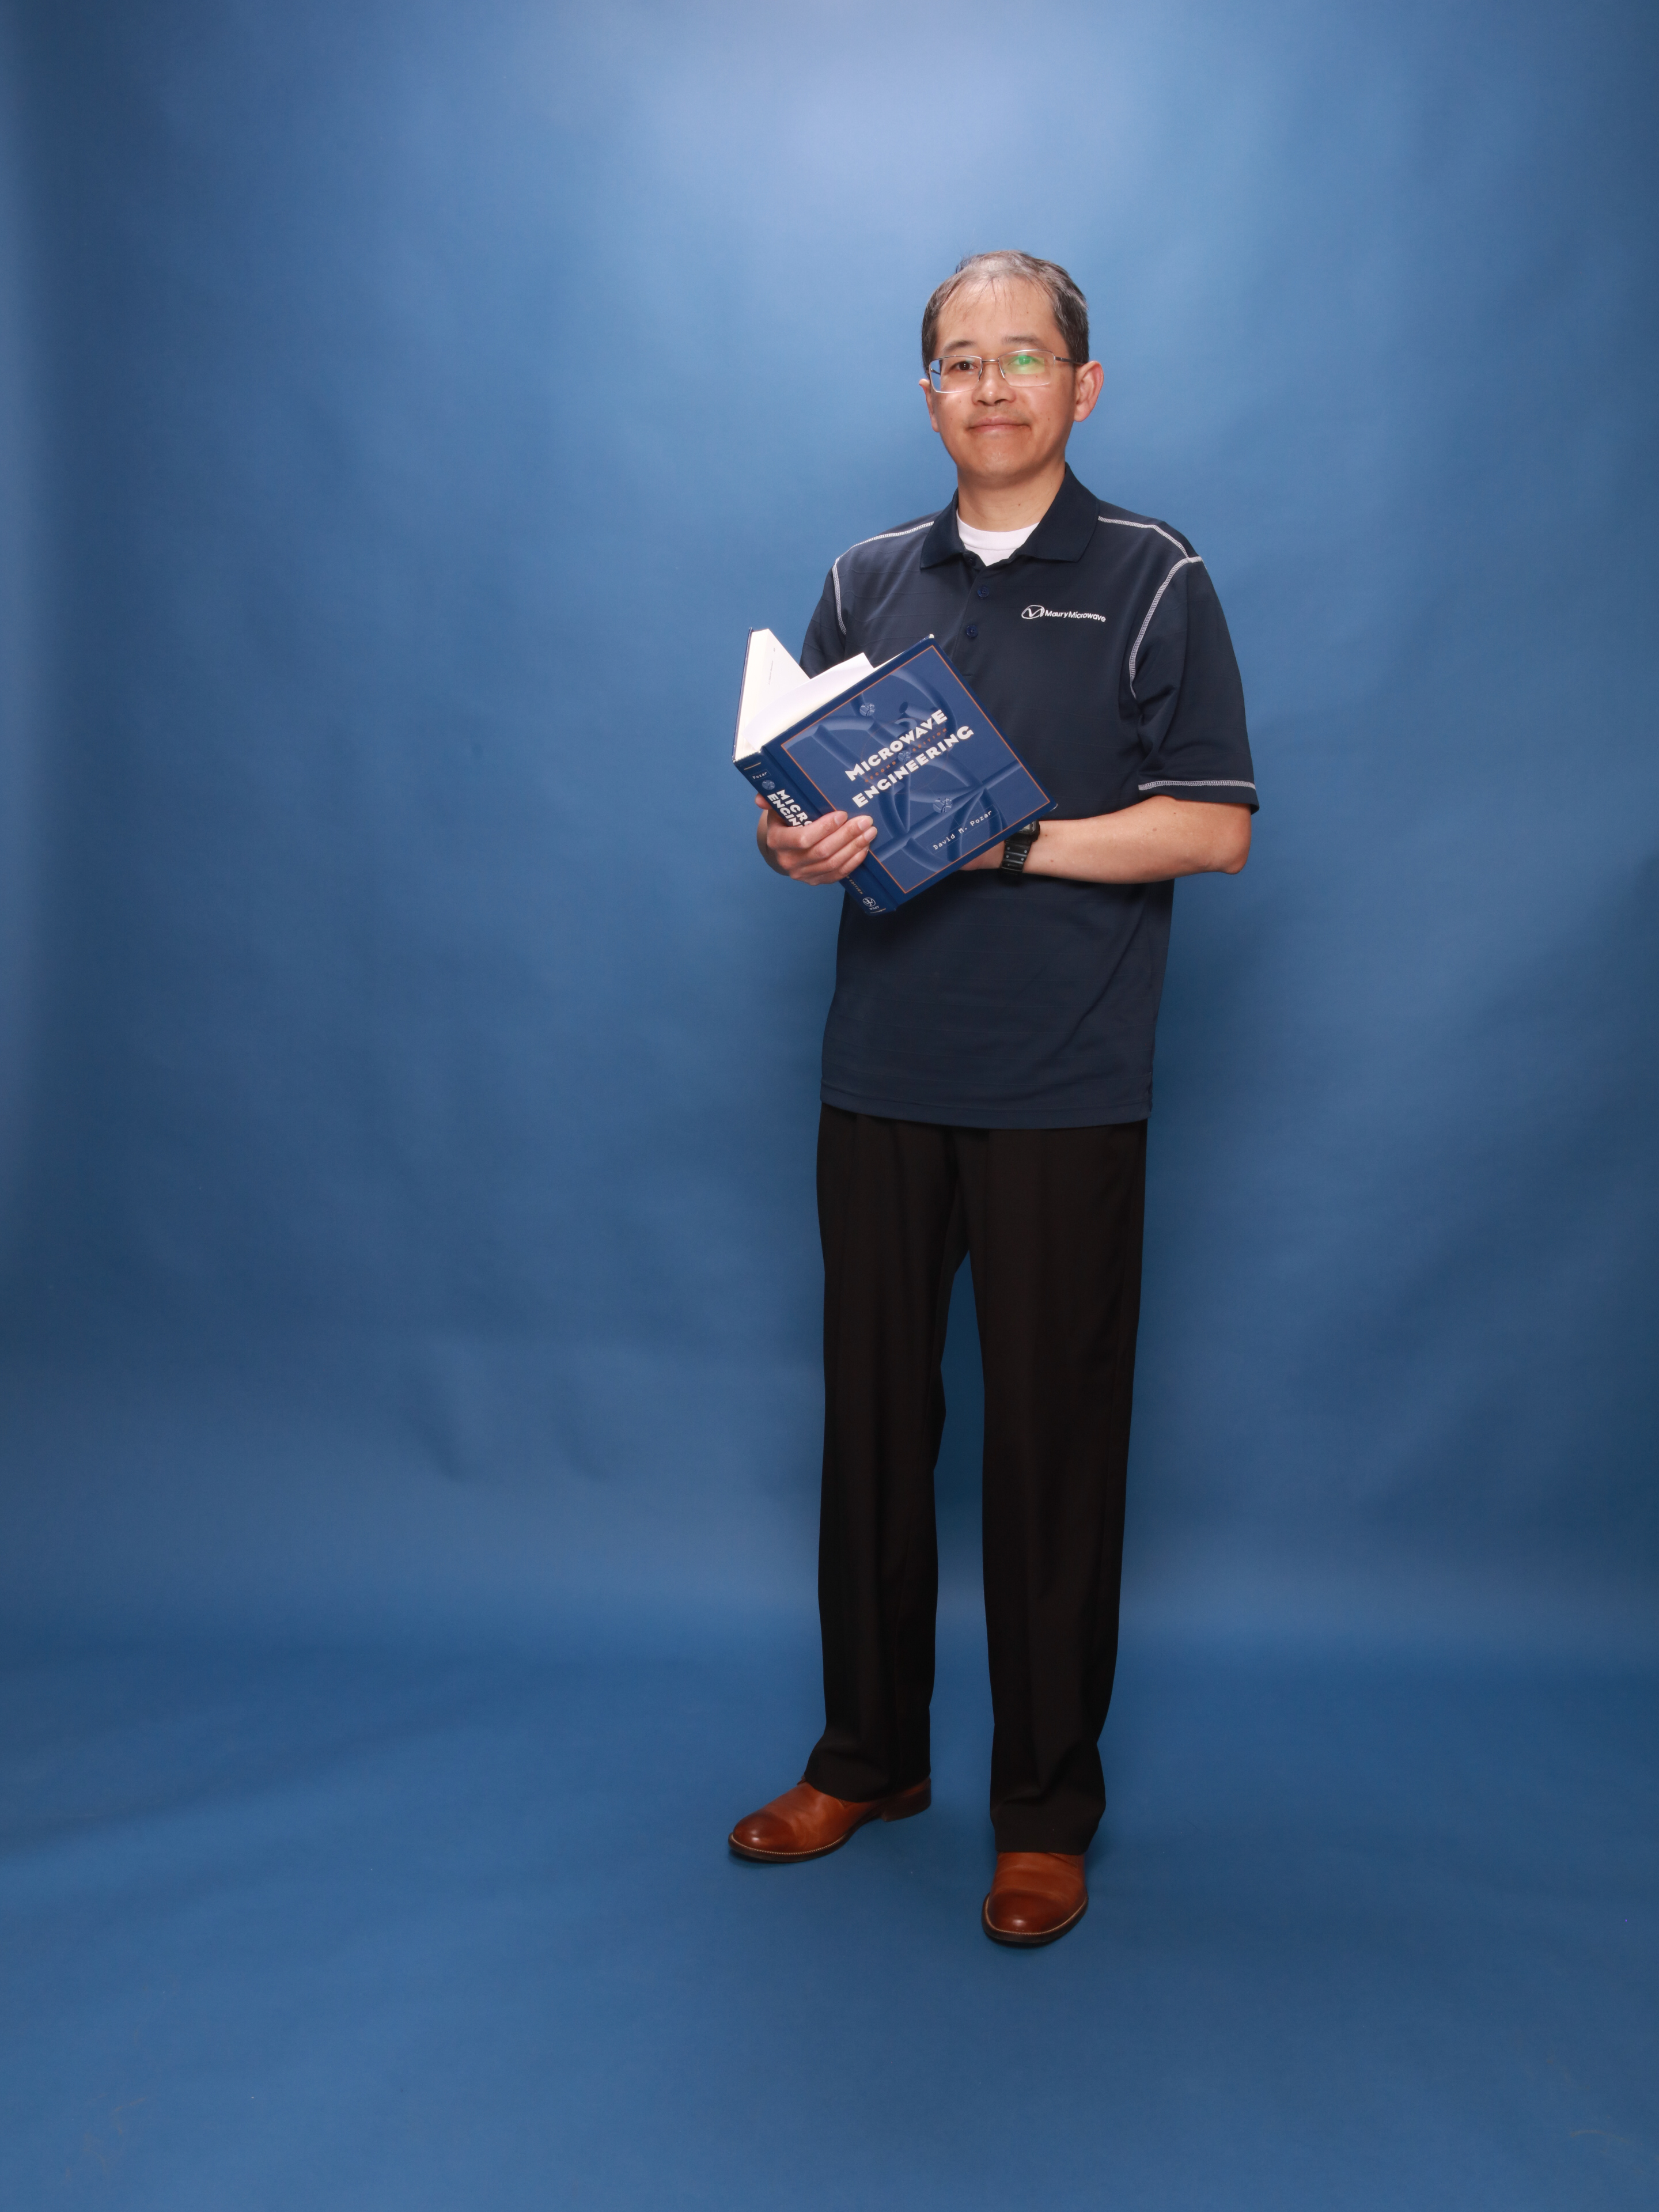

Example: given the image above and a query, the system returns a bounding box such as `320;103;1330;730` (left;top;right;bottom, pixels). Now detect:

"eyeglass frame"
926;349;1080;395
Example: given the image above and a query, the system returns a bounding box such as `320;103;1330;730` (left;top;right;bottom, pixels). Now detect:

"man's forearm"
1016;796;1251;884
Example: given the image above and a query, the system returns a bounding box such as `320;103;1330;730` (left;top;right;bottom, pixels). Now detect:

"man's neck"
955;458;1068;533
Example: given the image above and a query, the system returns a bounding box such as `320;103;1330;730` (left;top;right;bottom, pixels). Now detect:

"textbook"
733;631;1052;915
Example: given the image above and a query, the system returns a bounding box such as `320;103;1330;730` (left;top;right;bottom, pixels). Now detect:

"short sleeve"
800;571;844;679
1130;558;1257;812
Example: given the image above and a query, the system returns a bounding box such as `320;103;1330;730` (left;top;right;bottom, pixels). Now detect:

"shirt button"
976;584;992;599
964;623;979;639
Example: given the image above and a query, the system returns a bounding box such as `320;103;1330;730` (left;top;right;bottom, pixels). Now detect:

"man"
729;251;1255;1946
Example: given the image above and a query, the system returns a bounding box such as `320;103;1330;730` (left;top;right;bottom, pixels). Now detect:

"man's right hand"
755;794;877;886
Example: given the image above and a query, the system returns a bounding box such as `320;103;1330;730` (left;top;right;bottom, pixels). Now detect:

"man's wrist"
997;820;1042;877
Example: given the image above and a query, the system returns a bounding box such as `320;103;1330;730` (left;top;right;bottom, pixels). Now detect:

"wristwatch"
997;820;1041;877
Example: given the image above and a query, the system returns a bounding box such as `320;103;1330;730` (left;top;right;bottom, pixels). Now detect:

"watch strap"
997;820;1041;876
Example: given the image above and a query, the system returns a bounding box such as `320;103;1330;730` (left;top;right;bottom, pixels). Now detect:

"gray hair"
921;251;1090;369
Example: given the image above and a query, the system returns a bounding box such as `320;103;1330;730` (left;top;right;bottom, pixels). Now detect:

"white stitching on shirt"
1138;778;1257;792
1109;528;1247;793
1128;555;1202;684
1097;514;1190;556
832;519;935;635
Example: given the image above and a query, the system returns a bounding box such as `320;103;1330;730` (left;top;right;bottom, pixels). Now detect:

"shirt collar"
919;464;1098;569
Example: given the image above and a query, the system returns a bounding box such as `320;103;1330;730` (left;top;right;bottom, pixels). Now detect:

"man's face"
920;277;1103;492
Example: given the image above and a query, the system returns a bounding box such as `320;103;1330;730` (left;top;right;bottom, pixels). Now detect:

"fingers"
793;848;873;885
772;808;851;853
764;807;877;884
753;797;877;882
792;816;876;883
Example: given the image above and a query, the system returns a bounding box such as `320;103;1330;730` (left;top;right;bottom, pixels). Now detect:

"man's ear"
919;376;943;435
1071;361;1105;425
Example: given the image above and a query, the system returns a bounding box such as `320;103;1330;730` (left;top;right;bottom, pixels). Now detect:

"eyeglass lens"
931;350;1058;391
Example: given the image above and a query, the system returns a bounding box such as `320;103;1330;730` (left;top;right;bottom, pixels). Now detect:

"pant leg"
804;1106;968;1803
955;1120;1147;1853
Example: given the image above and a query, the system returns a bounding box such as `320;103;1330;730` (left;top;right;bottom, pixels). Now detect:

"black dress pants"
804;1105;1147;1854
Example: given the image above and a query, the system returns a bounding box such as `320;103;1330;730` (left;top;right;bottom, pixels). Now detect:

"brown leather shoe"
728;1778;931;1862
982;1851;1089;1946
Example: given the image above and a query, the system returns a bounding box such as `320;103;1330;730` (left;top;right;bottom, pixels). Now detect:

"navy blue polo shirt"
800;465;1255;1127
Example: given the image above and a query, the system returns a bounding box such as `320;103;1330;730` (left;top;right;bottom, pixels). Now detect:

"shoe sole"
728;1781;931;1862
980;1893;1088;1948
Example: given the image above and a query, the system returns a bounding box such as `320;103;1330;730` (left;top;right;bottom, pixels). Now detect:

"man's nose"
973;368;1011;404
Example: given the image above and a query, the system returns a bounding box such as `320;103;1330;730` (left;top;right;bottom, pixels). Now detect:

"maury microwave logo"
1022;603;1109;623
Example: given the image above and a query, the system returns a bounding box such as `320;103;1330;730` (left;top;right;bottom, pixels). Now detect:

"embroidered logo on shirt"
1022;604;1108;622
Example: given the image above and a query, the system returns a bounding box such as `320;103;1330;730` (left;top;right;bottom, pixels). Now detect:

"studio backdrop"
0;0;1653;1648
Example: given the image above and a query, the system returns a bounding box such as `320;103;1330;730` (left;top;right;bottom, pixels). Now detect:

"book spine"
842;852;903;915
736;747;823;834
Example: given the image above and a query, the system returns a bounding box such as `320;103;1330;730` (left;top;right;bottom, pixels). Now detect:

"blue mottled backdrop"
0;2;1654;2203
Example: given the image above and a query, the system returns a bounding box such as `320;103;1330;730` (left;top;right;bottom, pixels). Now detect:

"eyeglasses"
927;349;1078;394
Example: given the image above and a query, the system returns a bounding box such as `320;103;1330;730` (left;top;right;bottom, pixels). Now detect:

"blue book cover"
733;632;1052;915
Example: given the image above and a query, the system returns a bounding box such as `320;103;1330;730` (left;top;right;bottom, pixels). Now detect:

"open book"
733;631;875;756
733;630;1051;915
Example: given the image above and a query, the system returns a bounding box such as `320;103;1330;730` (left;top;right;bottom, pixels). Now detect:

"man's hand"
755;794;877;885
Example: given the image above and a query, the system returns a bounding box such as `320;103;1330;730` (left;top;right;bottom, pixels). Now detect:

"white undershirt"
957;518;1037;565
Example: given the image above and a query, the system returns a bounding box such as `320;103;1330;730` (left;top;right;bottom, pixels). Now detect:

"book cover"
733;632;1052;915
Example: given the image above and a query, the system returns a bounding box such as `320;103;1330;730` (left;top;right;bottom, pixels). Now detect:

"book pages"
734;629;872;759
